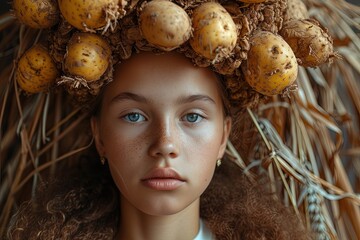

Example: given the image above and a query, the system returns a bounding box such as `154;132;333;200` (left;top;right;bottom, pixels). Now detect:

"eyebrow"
110;92;216;105
110;92;148;104
176;94;216;105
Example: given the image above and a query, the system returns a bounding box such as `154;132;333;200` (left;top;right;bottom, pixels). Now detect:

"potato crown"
14;0;333;110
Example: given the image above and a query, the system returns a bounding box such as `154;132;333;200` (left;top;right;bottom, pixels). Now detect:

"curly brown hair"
7;156;312;240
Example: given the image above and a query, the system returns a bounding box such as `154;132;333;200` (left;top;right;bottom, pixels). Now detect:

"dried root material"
284;0;309;21
58;64;113;104
48;19;75;65
100;2;125;34
225;74;266;110
242;0;288;34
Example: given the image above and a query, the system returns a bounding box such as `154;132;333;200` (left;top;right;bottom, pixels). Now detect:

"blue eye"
184;113;203;123
123;113;146;122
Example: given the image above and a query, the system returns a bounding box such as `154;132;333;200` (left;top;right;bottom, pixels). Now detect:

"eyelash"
122;112;146;123
181;113;204;123
121;112;205;124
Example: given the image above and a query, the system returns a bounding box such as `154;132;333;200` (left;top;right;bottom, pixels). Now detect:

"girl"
8;51;310;239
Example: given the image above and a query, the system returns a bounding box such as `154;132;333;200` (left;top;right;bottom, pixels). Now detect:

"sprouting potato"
58;0;120;32
242;31;298;96
139;0;192;51
13;0;59;29
280;19;334;67
190;2;238;60
64;32;112;82
16;44;59;93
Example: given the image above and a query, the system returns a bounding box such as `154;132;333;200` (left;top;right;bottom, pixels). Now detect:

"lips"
141;168;185;191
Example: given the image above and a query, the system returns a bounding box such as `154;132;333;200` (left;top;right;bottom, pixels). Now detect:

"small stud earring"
100;156;107;165
216;159;222;167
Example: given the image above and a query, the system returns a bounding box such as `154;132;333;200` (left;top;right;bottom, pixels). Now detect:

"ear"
91;116;105;156
217;116;232;159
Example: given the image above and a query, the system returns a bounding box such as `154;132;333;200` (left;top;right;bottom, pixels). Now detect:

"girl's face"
91;52;231;216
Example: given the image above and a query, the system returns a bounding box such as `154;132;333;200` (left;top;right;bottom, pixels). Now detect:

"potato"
64;32;112;82
279;19;334;67
242;31;298;96
16;44;59;93
237;0;266;3
190;2;238;60
58;0;120;32
13;0;59;29
284;0;309;21
139;0;192;51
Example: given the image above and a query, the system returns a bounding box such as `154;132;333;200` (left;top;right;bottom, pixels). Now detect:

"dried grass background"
1;0;360;239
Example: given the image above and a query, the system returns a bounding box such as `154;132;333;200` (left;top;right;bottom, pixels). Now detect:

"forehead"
102;52;222;102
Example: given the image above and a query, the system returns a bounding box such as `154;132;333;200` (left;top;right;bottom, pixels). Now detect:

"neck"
117;196;200;240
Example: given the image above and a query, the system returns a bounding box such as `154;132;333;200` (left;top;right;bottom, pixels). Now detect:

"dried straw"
1;0;360;238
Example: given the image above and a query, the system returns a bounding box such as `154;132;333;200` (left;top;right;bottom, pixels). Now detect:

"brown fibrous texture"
284;0;309;21
49;0;288;108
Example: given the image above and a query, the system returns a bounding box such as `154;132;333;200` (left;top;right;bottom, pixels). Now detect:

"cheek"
100;120;144;158
100;126;145;184
186;124;224;159
184;127;223;182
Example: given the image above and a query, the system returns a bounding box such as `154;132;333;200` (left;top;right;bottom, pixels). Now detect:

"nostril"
148;138;179;158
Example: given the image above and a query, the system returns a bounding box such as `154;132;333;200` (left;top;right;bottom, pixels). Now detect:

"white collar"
193;219;215;240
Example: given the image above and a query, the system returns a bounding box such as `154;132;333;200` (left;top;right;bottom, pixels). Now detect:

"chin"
138;197;198;217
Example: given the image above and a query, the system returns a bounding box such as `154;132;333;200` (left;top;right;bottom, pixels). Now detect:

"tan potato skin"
139;0;192;51
280;19;333;67
190;2;238;60
16;45;59;93
237;0;266;3
58;0;119;31
13;0;59;29
243;31;298;96
64;33;111;82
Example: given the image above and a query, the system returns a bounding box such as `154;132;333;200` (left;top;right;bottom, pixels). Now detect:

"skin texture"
91;52;231;240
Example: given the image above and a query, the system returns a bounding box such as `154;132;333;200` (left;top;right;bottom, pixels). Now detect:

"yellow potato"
139;0;192;51
280;19;334;67
16;45;59;93
190;2;238;60
242;31;298;96
58;0;120;31
13;0;59;29
64;33;112;82
237;0;266;3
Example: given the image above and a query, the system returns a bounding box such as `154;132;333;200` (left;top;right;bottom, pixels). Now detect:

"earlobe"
91;117;105;156
217;117;232;159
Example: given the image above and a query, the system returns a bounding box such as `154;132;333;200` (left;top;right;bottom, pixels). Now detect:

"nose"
148;118;179;159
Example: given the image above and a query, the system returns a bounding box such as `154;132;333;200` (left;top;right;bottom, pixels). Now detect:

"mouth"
141;168;185;191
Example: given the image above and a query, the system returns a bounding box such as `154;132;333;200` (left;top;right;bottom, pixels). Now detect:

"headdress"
1;0;360;238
